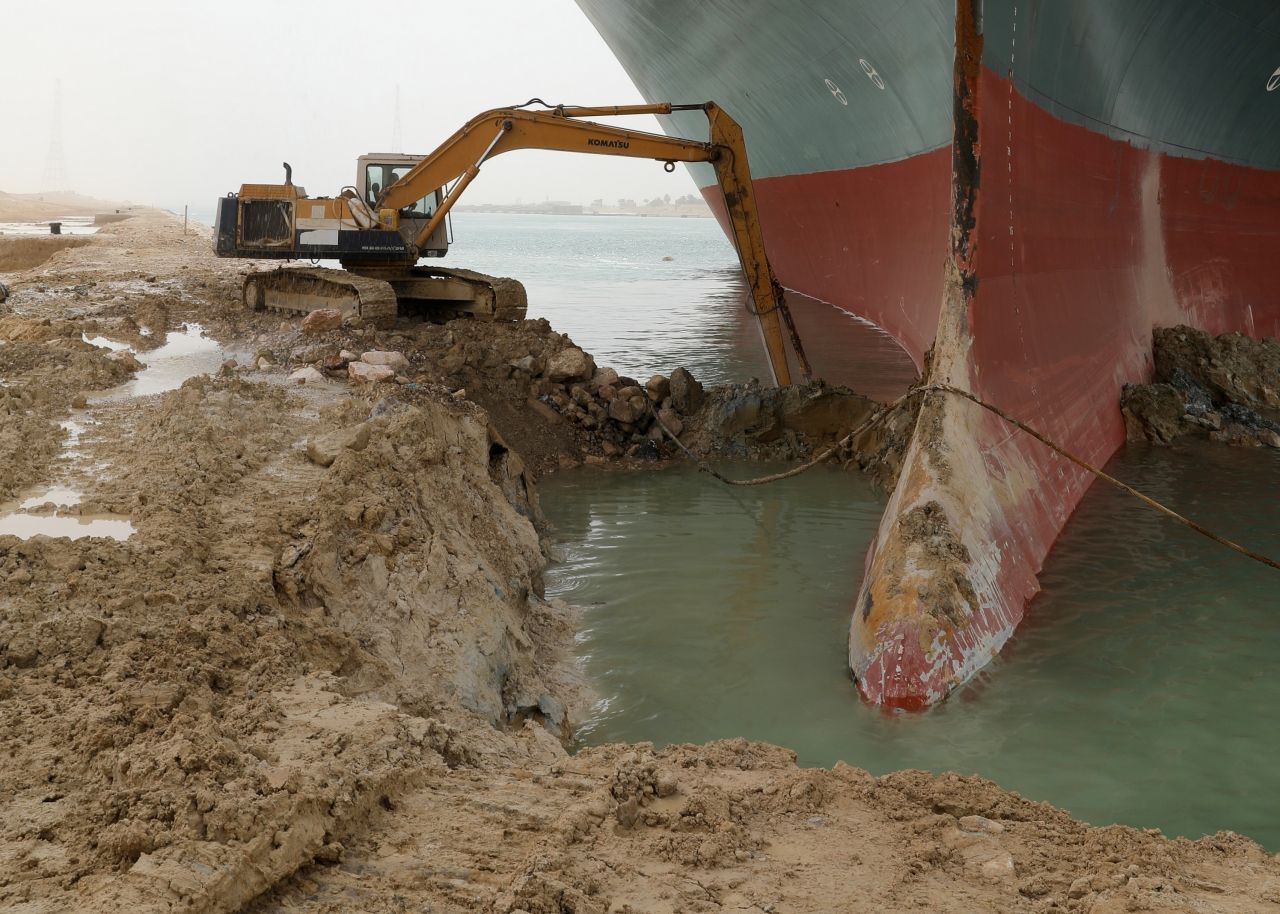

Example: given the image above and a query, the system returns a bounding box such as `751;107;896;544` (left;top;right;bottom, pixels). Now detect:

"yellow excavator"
213;101;807;384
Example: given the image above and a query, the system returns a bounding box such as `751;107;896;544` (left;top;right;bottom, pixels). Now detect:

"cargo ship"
575;0;1280;708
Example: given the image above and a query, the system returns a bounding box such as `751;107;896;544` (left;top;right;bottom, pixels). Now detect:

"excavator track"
241;265;527;326
242;267;398;328
403;266;528;322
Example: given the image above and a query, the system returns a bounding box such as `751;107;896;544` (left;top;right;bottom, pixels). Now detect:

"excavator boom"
213;101;807;384
377;102;808;384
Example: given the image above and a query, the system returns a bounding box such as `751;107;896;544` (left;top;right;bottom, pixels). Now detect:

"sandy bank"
0;190;131;223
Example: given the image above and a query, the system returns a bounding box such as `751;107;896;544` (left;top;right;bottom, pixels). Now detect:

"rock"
289;344;327;364
546;347;596;383
256;356;272;371
1155;325;1280;409
608;397;640;425
980;853;1016;881
958;815;1004;834
361;350;410;372
1067;876;1094;899
305;423;371;468
526;397;565;425
0;282;8;303
537;694;566;728
656;407;684;438
221;358;239;371
1166;366;1215;415
348;361;395;383
597;384;618;403
591;367;619;389
279;321;293;333
339;349;357;361
107;350;144;372
1211;423;1263;447
1120;382;1188;444
616;797;640;829
71;394;88;409
301;308;343;335
288;366;326;385
511;354;540;375
321;353;348;371
669;367;705;414
645;374;671;402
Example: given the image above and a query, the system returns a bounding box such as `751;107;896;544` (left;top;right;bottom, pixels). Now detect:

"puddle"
0;217;100;237
0;325;224;540
20;486;83;509
82;332;130;351
0;512;133;540
91;323;224;401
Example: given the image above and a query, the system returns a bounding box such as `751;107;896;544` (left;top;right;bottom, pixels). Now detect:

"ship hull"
576;0;1280;707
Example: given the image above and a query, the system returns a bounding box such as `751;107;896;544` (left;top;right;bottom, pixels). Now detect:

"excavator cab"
356;154;448;257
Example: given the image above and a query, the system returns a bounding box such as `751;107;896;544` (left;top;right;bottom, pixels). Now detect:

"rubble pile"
237;314;902;476
1122;326;1280;448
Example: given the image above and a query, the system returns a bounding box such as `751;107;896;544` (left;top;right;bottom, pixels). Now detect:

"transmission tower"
392;84;403;152
41;80;68;193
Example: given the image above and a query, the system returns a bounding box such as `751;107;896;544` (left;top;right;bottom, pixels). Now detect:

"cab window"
365;164;386;206
390;166;437;217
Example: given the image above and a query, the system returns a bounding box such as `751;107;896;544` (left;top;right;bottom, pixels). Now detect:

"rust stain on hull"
848;0;1007;710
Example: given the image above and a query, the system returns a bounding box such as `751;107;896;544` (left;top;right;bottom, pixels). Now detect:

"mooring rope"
652;383;1280;572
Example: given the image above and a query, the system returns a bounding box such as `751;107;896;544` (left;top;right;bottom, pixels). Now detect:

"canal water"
449;212;917;400
454;212;1280;850
542;443;1280;849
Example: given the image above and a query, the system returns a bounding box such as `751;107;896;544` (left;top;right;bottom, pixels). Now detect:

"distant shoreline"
455;206;713;219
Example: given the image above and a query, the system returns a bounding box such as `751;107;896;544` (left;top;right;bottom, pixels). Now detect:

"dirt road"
1;211;1277;913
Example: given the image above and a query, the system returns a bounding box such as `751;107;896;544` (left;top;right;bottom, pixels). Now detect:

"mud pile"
242;312;901;479
0;372;580;912
2;211;1278;913
1122;326;1280;448
254;741;1280;914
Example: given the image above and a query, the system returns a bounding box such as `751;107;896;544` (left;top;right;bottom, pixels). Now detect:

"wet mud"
1;211;1278;912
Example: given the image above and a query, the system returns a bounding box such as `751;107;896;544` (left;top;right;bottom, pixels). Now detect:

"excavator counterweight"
212;101;807;383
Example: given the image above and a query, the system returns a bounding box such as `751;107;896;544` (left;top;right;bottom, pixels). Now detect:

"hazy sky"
0;0;702;213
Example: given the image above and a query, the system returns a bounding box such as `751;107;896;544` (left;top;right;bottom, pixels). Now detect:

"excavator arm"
378;102;809;385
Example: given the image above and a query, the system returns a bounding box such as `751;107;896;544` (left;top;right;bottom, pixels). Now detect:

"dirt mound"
0;236;93;272
251;740;1280;914
1122;326;1280;448
240;314;903;480
0;372;580;912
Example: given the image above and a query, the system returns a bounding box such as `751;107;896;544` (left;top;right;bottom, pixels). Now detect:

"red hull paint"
717;65;1280;709
706;150;952;371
